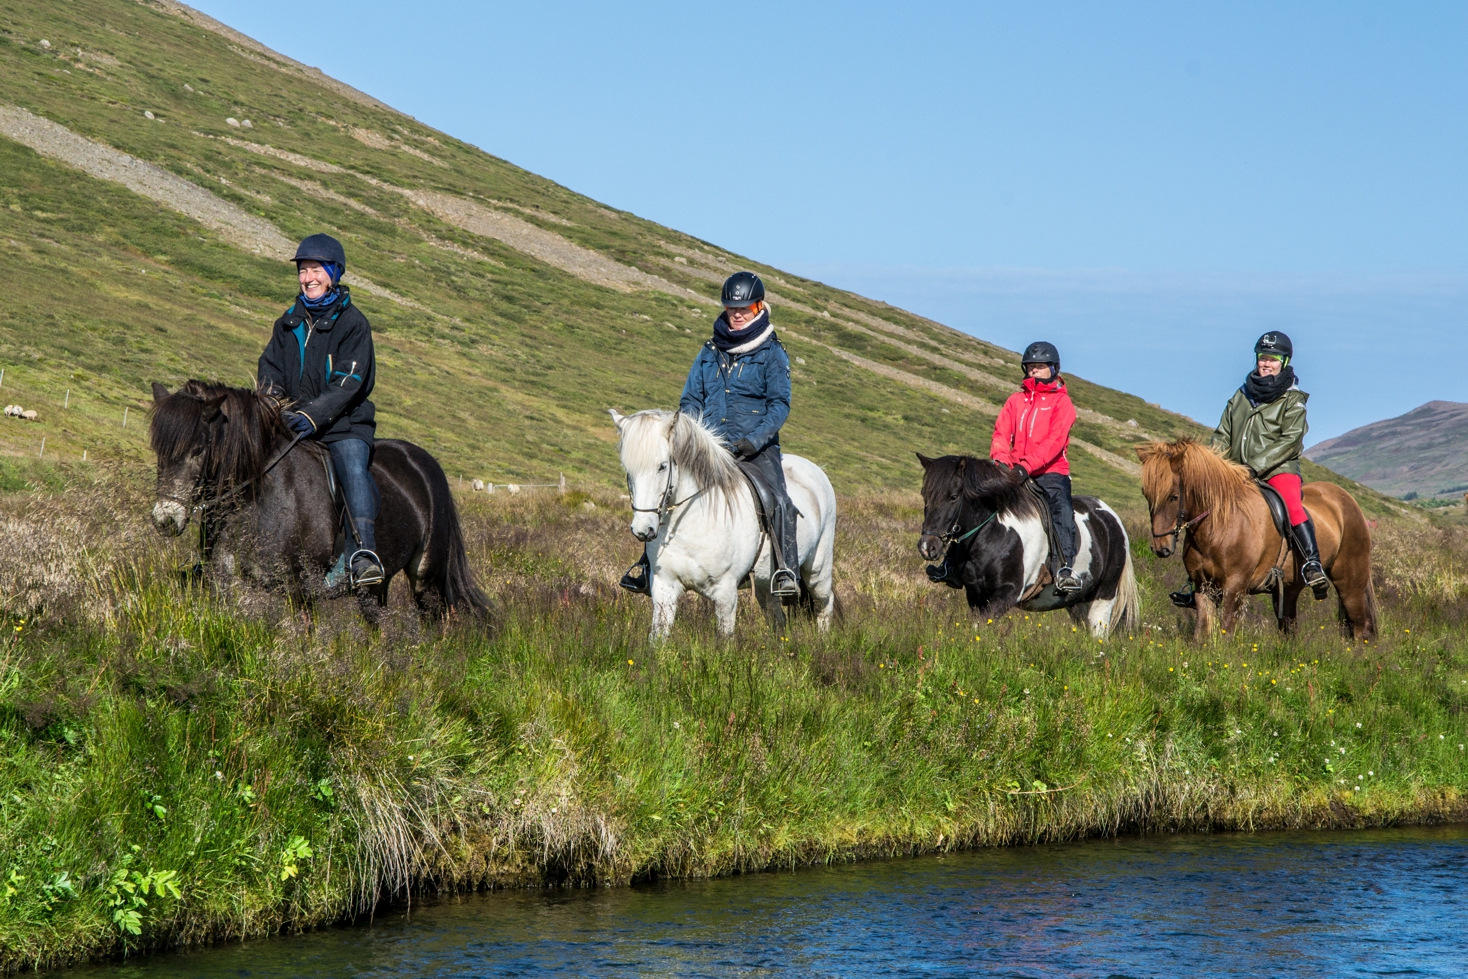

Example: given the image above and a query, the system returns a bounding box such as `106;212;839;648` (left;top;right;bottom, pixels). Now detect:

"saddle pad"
1255;480;1291;539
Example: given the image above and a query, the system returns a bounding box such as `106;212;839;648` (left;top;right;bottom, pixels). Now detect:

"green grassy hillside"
0;0;1400;524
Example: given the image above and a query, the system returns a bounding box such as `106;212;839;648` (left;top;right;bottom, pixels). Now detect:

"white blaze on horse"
610;409;837;641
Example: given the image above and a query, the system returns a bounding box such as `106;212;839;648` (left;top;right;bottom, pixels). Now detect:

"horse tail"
1110;541;1141;636
439;493;493;620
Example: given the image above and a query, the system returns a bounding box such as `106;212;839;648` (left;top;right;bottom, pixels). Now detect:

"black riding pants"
328;438;380;552
744;444;799;573
1032;472;1078;566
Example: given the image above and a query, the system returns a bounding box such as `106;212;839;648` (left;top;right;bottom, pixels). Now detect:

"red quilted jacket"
989;377;1076;477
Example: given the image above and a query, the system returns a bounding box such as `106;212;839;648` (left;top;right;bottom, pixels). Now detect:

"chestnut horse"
1137;439;1375;639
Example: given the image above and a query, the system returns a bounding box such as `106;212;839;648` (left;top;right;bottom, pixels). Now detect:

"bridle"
923;458;1000;550
628;458;699;526
1151;483;1211;553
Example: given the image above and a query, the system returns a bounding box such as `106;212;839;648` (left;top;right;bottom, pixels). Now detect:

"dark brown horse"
149;381;489;621
1137;439;1375;639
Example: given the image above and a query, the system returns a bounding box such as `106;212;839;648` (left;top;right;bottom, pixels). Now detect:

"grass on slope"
0;0;1286;506
0;470;1463;970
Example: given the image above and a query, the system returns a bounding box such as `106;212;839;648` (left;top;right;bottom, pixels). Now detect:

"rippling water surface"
68;826;1468;978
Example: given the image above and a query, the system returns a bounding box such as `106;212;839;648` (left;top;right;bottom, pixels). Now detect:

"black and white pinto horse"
149;381;489;621
917;454;1138;637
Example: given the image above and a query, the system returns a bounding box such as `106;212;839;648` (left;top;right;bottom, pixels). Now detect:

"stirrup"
1055;566;1082;592
1170;588;1196;609
349;549;384;587
619;563;651;596
771;569;800;597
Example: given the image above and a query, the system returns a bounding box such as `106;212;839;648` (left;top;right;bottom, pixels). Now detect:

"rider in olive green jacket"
1210;380;1308;480
1203;331;1328;601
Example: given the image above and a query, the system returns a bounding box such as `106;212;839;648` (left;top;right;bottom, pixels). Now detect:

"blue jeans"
328;439;380;552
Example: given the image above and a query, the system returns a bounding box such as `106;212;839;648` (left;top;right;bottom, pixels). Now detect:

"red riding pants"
1266;472;1308;526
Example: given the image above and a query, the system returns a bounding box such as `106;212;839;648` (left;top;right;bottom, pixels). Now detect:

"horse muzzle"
629;517;658;543
918;534;944;561
151;500;189;536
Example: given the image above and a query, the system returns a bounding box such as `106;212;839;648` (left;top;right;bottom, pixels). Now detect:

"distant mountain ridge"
1305;401;1468;499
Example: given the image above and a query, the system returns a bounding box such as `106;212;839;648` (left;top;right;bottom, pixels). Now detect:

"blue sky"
192;1;1468;441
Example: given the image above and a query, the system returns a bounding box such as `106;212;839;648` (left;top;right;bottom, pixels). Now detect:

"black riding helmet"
721;271;766;308
293;233;347;270
1021;341;1061;370
1254;331;1293;362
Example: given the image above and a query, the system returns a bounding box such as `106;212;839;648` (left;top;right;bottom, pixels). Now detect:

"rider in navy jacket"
621;271;802;598
257;234;383;589
678;314;791;455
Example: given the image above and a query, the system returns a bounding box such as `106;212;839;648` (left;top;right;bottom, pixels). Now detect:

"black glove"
733;438;758;460
285;411;316;436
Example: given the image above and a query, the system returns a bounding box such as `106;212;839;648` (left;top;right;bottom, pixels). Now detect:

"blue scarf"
300;262;344;312
712;308;770;352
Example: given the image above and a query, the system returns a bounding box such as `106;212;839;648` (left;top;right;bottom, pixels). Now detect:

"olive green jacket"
1210;386;1308;479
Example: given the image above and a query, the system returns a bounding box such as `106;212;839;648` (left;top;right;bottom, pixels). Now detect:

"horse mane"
1139;438;1253;524
617;409;743;500
150;380;291;491
921;454;1043;519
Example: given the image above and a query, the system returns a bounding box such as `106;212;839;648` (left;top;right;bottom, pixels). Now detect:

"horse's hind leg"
1335;576;1376;641
805;573;835;632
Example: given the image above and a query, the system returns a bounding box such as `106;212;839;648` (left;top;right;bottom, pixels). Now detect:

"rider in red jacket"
990;341;1082;592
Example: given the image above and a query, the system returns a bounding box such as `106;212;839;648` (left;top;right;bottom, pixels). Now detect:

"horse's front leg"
1192;586;1216;639
649;574;684;642
975;582;1024;621
711;580;740;636
1216;578;1251;635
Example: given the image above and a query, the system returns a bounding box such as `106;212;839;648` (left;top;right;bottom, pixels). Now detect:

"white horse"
610;409;838;641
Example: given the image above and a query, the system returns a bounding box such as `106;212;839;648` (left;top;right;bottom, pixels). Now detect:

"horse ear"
917;453;933;469
200;394;226;422
608;408;625;431
1135;445;1152;463
152;382;170;403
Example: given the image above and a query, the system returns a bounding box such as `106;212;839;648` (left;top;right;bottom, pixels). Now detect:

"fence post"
64;389;69;409
122;406;128;429
559;472;567;495
38;438;45;461
0;368;5;389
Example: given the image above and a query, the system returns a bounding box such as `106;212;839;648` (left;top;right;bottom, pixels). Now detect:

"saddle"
737;460;800;550
1255;480;1293;539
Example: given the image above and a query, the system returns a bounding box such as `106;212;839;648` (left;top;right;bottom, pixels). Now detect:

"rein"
942;509;998;545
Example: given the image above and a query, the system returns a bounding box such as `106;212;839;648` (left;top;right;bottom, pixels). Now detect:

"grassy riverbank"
0;474;1466;970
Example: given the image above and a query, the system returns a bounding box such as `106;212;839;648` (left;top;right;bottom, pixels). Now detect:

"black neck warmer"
1244;365;1296;406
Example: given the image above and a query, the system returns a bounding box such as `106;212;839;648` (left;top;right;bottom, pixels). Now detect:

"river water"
69;826;1468;978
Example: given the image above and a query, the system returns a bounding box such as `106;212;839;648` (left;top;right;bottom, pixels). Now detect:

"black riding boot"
770;495;801;597
1170;585;1197;608
1293;517;1329;599
620;549;652;596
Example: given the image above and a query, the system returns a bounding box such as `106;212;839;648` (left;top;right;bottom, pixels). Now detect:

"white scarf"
724;322;775;356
